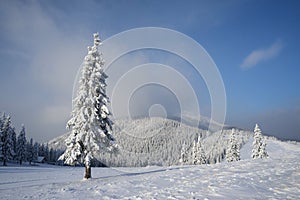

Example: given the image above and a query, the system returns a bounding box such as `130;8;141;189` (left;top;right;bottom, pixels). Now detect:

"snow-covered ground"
1;138;299;199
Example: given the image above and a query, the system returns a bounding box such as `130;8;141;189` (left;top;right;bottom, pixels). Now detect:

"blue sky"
0;0;299;141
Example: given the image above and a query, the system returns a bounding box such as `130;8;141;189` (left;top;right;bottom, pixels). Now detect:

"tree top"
93;32;101;47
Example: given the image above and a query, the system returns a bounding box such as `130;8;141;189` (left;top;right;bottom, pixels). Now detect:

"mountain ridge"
48;117;252;167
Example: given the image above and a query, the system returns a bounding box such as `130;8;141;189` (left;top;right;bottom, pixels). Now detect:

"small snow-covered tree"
38;143;50;162
0;115;14;166
33;142;39;162
44;144;50;162
195;136;206;165
26;138;34;165
252;124;268;159
59;33;116;179
252;124;261;159
0;114;3;163
17;125;27;165
49;148;55;162
0;114;3;158
226;128;240;162
259;138;268;158
10;127;17;160
179;142;188;165
191;140;198;165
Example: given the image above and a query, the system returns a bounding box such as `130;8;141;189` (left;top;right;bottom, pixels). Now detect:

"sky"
0;0;299;142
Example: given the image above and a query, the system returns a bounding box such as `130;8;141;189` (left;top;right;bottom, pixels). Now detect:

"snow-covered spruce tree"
0;114;3;163
26;138;34;165
252;124;268;159
38;144;45;159
252;124;261;159
44;144;50;162
10;127;17;160
191;140;198;165
226;128;240;162
49;148;62;163
59;33;115;179
38;143;50;163
259;138;268;158
179;142;188;165
0;115;14;166
33;142;39;162
196;136;206;165
17;125;27;165
0;114;3;158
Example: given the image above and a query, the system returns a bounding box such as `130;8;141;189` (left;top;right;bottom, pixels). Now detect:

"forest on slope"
49;117;252;167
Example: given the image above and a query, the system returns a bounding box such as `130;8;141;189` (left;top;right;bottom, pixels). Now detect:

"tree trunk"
84;165;91;179
3;159;7;166
20;160;22;165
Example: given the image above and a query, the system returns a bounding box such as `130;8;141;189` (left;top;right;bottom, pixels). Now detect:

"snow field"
0;138;299;199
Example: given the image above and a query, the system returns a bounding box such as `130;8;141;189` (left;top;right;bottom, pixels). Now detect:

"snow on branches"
16;125;27;165
59;33;116;178
180;135;207;165
252;124;268;159
226;128;240;162
0;114;15;166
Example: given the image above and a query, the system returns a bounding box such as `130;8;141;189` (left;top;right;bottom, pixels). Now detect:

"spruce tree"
10;127;17;160
33;142;39;162
252;124;268;159
196;136;206;165
44;144;50;162
226;128;240;162
191;140;198;165
59;33;116;179
179;142;188;165
49;148;54;163
39;144;45;158
0;114;3;162
1;115;14;166
259;138;268;158
26;138;34;165
252;124;261;159
17;125;27;165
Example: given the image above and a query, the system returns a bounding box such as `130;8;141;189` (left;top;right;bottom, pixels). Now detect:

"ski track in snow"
0;139;299;199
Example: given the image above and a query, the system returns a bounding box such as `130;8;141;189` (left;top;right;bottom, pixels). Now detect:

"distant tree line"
0;112;62;166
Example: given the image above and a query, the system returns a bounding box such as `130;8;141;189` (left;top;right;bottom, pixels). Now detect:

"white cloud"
0;1;228;141
241;40;283;69
0;1;90;141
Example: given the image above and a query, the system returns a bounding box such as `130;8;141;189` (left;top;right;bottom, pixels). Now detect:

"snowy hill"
48;117;252;167
48;131;70;152
1;138;299;199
